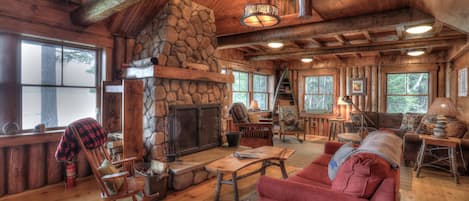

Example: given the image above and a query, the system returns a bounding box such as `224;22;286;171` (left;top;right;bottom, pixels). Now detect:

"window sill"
0;130;64;148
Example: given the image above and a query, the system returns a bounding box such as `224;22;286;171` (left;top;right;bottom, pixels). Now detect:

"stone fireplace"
133;0;229;162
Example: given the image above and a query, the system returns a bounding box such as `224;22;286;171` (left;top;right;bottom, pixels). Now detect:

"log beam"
71;0;142;26
217;8;433;49
298;0;313;18
246;36;464;60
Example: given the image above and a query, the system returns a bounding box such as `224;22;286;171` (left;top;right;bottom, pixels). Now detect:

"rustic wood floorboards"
1;135;468;201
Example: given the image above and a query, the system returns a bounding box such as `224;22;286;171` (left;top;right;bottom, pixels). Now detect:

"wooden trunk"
7;146;26;194
28;144;46;189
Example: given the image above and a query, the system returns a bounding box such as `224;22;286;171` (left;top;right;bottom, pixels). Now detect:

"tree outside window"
253;74;269;110
304;76;334;114
232;71;249;107
386;72;429;113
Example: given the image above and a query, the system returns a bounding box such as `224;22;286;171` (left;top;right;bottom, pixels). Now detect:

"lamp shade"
337;96;349;105
427;98;459;117
240;3;280;27
250;100;259;110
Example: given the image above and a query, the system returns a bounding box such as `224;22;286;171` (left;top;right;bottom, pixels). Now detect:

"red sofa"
257;142;400;201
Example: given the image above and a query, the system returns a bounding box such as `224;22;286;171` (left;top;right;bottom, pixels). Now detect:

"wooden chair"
229;103;274;148
70;126;155;201
278;106;306;142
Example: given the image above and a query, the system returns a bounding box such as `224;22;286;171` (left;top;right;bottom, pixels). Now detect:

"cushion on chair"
98;159;124;195
328;142;355;180
331;153;392;199
229;103;250;123
400;113;425;132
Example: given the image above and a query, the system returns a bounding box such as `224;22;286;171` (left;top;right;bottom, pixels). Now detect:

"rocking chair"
278;106;306;142
69;119;156;201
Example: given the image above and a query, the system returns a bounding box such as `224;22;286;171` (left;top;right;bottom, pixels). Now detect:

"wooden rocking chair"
71;125;155;201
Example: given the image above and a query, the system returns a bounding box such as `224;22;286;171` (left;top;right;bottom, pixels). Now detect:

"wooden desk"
206;146;295;201
328;118;345;141
415;135;461;184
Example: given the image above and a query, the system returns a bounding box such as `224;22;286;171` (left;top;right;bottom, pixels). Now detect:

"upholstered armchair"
229;103;273;148
278;106;306;142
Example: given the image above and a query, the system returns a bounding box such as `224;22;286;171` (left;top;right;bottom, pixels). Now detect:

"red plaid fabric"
55;118;107;162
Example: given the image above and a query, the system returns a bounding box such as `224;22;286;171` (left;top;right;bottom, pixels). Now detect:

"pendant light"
240;0;281;27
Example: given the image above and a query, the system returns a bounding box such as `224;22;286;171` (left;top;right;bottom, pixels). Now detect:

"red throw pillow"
331;153;392;199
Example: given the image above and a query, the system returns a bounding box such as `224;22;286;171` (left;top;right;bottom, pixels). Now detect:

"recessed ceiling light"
301;58;313;63
405;25;433;34
407;50;425;56
267;42;283;48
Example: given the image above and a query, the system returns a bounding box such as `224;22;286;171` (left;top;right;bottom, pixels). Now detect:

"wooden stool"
414;135;461;184
328;118;345;141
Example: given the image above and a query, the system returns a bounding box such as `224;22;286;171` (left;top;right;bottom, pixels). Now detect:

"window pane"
232;92;249;107
22;86;96;129
319;76;333;94
253;93;268;110
232;71;248;91
63;47;96;87
305;76;318;94
304;95;333;114
21;41;62;85
407;73;428;95
253;74;267;92
387;96;428;113
387;74;406;95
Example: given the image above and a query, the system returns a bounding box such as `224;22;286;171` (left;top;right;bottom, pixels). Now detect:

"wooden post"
371;65;379;112
0;148;5;196
0;33;19;131
7;146;26;194
113;36;126;80
123;79;144;159
28;144;46;189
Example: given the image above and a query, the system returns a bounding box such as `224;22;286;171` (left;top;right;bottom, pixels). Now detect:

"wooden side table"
328;118;345;141
337;132;362;144
414;135;461;184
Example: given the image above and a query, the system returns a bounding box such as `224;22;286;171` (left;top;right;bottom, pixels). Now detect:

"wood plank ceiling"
67;0;469;61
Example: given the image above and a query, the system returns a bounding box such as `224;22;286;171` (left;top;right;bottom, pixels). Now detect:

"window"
386;72;429;113
253;74;268;110
20;40;98;129
304;75;334;114
232;71;249;107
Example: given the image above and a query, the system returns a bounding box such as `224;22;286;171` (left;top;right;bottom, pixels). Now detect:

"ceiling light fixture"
407;50;425;56
267;42;283;48
301;58;313;63
405;25;433;34
240;1;280;27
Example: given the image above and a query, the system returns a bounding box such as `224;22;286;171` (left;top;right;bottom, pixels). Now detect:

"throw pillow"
400;113;425;132
328;142;355;180
331;153;393;199
98;159;124;195
445;117;467;138
416;115;436;134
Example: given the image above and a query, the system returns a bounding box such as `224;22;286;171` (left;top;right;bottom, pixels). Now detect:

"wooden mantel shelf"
123;65;234;83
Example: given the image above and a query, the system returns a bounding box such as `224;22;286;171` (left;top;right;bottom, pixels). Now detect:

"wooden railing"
0;131;91;197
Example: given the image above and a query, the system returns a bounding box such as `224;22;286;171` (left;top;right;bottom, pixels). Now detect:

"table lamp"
336;96;349;119
427;98;459;138
249;100;260;112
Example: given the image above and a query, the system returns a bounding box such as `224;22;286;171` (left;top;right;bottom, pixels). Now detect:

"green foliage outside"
386;73;428;113
304;76;333;113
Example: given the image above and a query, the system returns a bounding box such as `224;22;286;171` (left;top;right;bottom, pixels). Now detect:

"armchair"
278;106;306;142
229;103;273;148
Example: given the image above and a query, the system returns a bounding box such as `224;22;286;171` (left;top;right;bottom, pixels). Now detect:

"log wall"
289;53;449;136
0;131;91;197
452;51;469;124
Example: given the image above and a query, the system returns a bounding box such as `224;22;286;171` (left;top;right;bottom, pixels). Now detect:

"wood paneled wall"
451;51;469;124
288;53;449;136
0;132;91;196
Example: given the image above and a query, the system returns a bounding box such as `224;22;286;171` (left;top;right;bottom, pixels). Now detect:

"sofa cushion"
328;143;355;180
331;153;392;199
312;154;332;166
296;163;332;186
287;175;331;189
400;113;425;132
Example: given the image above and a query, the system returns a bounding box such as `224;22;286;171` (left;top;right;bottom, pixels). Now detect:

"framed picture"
459;68;468;97
349;78;367;96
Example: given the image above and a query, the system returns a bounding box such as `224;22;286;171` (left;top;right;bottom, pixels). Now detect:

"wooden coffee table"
206;146;295;201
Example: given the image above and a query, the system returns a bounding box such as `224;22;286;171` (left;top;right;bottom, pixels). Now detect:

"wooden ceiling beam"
433;21;444;36
71;0;142;26
396;25;405;40
246;36;464;60
218;8;433;49
362;31;374;42
334;34;348;45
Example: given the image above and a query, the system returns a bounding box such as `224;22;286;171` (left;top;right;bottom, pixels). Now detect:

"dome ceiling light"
301;58;313;63
407;50;425;56
267;42;283;48
405;25;433;34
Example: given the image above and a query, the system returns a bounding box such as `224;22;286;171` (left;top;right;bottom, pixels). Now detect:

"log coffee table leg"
214;171;223;201
449;147;460;184
279;160;288;179
232;172;239;201
261;161;268;175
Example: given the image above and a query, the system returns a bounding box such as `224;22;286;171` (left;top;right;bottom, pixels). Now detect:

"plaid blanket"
55;118;107;162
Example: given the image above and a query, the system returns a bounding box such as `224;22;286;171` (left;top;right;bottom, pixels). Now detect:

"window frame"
231;70;250;108
384;72;430;113
230;70;272;111
252;73;269;110
18;37;102;131
303;75;335;114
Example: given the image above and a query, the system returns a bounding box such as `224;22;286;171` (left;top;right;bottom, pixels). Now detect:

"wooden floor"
1;135;468;201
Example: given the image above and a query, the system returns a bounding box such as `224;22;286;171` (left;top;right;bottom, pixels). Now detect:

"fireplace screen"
167;104;221;161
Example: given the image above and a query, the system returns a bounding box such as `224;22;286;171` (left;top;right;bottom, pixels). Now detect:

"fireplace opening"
167;104;221;161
